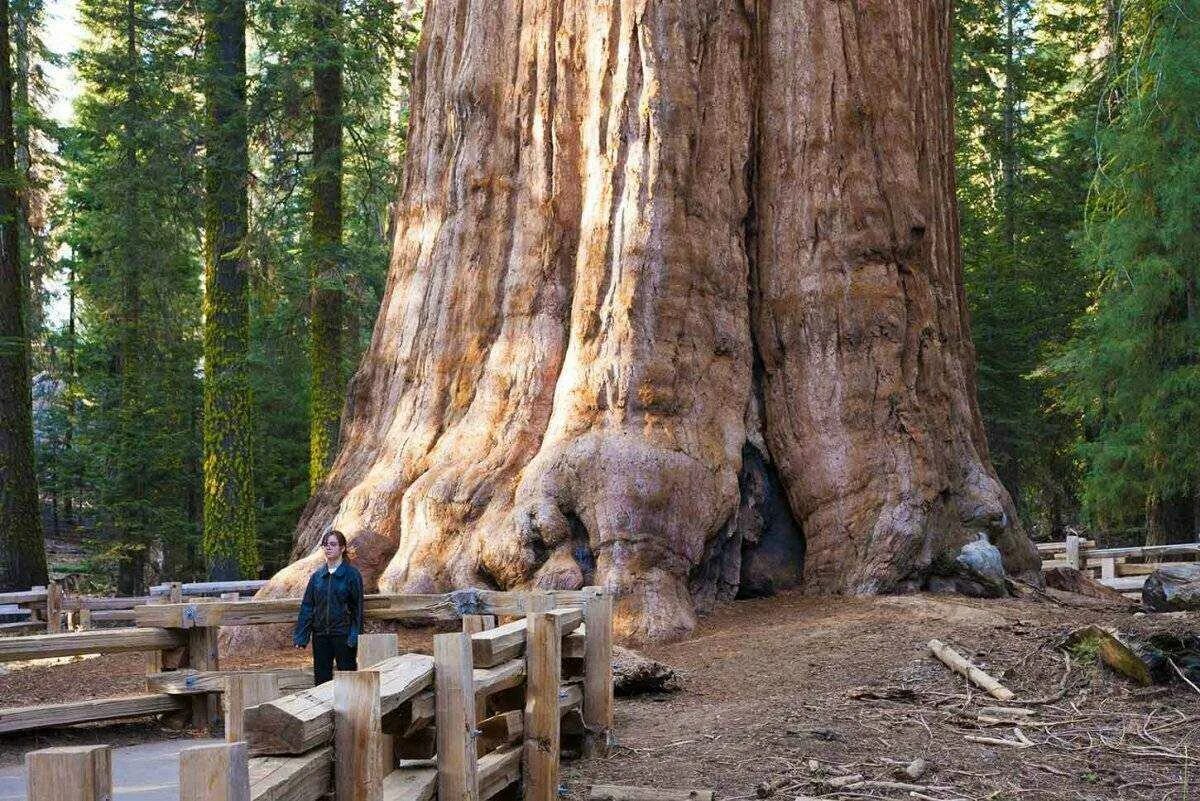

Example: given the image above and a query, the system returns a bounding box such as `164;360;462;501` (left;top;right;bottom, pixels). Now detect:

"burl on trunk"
236;0;1040;646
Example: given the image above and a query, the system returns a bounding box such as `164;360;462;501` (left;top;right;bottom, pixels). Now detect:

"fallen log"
928;639;1015;701
589;786;716;801
246;653;433;755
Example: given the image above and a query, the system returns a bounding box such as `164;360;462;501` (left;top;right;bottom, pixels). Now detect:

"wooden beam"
479;746;522;800
583;592;613;756
26;744;112;801
225;674;282;743
247;654;433;755
151;579;268;597
248;748;332;801
478;710;523;755
0;589;47;604
434;632;479;801
381;689;433;738
180;741;251;801
471;608;582;669
1;694;184;734
335;670;383;801
148;668;312;695
381;767;435;801
523;611;561;801
0;627;185;662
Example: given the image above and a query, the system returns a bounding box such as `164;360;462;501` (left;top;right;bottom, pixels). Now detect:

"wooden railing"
7;587;615;801
1040;534;1200;596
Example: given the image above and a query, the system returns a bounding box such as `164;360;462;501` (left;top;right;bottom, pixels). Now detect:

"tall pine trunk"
202;0;256;580
239;0;1040;646
308;0;345;492
0;0;46;591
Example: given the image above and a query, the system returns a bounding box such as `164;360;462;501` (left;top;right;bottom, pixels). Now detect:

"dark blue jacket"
293;561;364;648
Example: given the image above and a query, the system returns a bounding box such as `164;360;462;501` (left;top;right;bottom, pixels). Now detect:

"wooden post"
1065;535;1082;571
583;591;613;756
26;745;112;801
463;614;497;634
334;670;383;801
46;581;62;634
76;608;92;631
169;582;184;604
179;741;250;801
188;625;221;732
357;632;399;668
523;611;561;801
224;673;281;742
357;631;399;777
1100;556;1117;581
434;632;479;801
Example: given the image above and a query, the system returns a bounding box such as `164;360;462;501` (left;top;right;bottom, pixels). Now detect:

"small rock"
900;757;928;781
954;535;1008;598
613;645;679;695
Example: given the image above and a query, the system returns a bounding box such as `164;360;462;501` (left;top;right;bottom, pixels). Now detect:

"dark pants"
312;634;358;685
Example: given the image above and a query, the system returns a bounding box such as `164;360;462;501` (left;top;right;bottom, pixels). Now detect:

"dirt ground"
3;592;1198;800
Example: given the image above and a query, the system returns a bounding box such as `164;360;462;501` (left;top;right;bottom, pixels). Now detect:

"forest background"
1;0;1197;591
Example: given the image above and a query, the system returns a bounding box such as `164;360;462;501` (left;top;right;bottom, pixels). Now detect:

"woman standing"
293;528;364;684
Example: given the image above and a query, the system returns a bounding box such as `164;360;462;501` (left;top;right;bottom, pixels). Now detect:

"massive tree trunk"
237;0;1040;646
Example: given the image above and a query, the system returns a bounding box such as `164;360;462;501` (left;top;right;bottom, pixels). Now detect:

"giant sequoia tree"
242;0;1041;644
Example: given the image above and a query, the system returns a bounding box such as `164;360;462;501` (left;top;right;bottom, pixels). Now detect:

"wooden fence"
1040;534;1200;596
7;585;615;801
0;579;268;635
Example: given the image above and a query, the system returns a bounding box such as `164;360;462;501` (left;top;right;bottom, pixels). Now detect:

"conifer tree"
202;0;258;579
0;0;47;591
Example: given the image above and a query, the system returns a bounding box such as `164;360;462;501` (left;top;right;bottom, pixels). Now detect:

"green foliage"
954;0;1106;536
1052;0;1200;536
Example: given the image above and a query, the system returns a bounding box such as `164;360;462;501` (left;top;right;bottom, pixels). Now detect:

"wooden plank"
359;633;400;668
583;592;613;756
180;742;251;801
151;579;269;597
0;621;44;636
26;744;112;801
1086;543;1200;559
381;767;435;801
434;632;479;801
0;694;184;734
477;710;523;755
471;608;583;668
474;659;526;698
589;786;715;801
335;670;383;801
523;611;561;801
479;745;522;800
0;627;185;662
247;654;433;755
0;589;47;604
225;674;282;742
148;668;313;695
249;748;332;801
381;689;434;737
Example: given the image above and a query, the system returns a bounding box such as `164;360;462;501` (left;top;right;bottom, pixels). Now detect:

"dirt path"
2;592;1197;800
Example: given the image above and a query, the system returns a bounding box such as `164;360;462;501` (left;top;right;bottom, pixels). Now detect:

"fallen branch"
928;639;1015;701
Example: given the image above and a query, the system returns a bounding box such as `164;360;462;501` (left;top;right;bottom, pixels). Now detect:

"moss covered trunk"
236;0;1041;647
308;0;345;492
202;0;257;580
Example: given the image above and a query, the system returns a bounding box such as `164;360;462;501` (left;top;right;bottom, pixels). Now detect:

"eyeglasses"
323;543;340;549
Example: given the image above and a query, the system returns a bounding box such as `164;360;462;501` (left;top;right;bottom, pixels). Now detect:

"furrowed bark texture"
235;0;1040;647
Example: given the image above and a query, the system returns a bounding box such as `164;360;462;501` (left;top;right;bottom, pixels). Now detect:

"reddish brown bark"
232;0;1040;649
